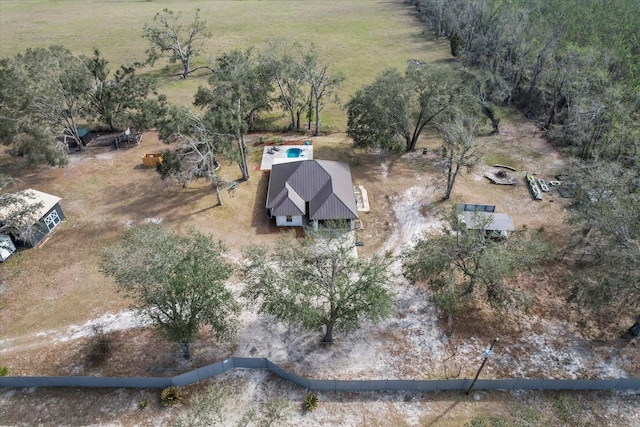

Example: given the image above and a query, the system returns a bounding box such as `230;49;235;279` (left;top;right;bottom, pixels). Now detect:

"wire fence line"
1;357;639;392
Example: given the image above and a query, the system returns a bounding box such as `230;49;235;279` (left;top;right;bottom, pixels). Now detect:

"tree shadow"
250;171;275;235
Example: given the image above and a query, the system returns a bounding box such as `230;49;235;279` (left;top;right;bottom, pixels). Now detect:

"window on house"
286;215;293;222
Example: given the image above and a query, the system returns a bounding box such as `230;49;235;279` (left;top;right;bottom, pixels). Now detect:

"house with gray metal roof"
266;160;359;229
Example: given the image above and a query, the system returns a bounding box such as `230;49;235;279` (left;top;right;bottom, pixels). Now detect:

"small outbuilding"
463;211;515;239
0;189;65;247
459;204;514;239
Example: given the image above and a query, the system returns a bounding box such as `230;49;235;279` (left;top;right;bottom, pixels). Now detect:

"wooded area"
411;0;639;163
408;0;639;334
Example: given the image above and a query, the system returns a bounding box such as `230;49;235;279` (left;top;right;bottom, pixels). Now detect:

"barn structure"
0;189;65;248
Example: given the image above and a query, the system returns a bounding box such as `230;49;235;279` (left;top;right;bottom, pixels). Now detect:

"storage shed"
0;189;65;247
462;211;515;239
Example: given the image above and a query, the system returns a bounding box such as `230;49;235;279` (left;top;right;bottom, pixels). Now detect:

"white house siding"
275;215;303;227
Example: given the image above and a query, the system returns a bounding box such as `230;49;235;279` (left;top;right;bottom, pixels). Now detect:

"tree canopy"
563;160;640;319
241;226;396;344
143;8;211;79
1;46;166;165
402;206;552;316
0;176;43;245
301;45;345;136
411;0;640;164
347;62;469;152
261;40;310;131
100;225;239;359
194;49;273;181
86;49;166;131
438;112;482;200
156;106;228;206
0;45;92;163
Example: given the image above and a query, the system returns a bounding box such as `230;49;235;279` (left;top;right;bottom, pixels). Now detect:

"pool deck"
259;145;314;171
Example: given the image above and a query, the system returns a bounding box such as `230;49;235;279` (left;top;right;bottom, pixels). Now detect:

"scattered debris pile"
484;169;517;185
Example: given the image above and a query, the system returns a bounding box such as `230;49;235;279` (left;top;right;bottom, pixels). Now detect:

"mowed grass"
0;0;451;130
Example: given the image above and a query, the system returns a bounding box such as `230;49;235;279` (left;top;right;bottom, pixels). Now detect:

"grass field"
0;0;451;130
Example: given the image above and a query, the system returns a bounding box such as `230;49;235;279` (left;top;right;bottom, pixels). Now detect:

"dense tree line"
410;0;640;165
409;0;640;331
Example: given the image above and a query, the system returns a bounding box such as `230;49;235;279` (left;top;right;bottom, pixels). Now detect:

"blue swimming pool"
286;148;303;158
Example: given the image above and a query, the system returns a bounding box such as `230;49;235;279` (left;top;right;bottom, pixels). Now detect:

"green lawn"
0;0;450;130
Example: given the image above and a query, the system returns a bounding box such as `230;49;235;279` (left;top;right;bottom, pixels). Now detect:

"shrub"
261;397;292;425
160;386;182;407
303;393;319;412
138;399;148;410
88;325;112;365
0;366;8;376
464;416;509;427
450;32;462;57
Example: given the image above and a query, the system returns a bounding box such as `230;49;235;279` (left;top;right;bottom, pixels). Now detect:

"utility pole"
466;337;499;395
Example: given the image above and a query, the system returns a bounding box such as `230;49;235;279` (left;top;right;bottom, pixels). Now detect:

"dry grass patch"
0;0;450;130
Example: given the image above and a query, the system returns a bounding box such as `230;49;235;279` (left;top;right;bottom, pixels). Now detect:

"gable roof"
266;160;358;221
0;189;61;223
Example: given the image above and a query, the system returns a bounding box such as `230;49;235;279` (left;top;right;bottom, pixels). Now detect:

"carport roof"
463;211;515;231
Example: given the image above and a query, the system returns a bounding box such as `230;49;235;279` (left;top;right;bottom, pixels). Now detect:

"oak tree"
86;49;166;131
241;226;395;344
194;49;273;180
0;46;93;161
347;62;468;152
143;8;211;78
403;206;551;316
156;106;228;206
261;40;308;131
100;225;239;359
